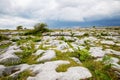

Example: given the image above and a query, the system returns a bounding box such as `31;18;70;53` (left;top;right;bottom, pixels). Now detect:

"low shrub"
24;23;50;35
83;33;89;36
101;32;108;36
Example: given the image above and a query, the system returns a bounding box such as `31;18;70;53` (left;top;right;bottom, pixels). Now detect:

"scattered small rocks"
0;29;120;79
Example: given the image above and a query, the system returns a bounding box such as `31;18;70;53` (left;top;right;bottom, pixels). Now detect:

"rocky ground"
0;28;120;80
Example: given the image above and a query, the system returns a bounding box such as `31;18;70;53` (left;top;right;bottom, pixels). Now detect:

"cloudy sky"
0;0;120;29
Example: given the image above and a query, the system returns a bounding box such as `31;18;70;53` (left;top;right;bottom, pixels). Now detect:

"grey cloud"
0;0;120;29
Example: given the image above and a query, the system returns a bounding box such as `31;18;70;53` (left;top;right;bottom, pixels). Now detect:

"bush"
101;32;108;36
83;33;89;36
34;23;48;32
32;37;41;42
16;25;23;30
24;23;49;35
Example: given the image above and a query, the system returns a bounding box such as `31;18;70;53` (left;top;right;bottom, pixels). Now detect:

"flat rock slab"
27;60;92;80
57;43;69;50
0;44;22;64
34;50;45;56
89;47;105;58
37;50;56;62
109;57;120;72
0;64;30;78
10;64;30;77
116;43;120;47
0;40;12;46
0;51;20;64
101;40;115;45
71;57;81;64
59;67;92;80
75;36;97;45
48;40;63;46
105;49;120;56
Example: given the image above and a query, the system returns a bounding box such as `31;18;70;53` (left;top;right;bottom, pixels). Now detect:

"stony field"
0;28;120;80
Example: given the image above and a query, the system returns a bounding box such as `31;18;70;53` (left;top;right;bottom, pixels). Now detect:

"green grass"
0;43;11;49
83;59;118;80
0;60;21;66
71;48;92;62
16;52;38;65
15;70;33;80
51;50;81;72
11;36;44;65
32;37;41;42
0;40;39;66
56;59;80;72
0;76;13;80
110;45;120;51
102;44;120;51
15;41;38;64
0;29;120;79
38;43;55;50
0;70;33;80
16;36;33;45
53;47;119;79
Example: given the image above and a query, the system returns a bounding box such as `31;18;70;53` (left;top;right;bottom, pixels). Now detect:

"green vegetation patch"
0;43;11;49
83;59;118;80
56;59;80;72
0;70;33;80
52;50;81;72
24;23;50;36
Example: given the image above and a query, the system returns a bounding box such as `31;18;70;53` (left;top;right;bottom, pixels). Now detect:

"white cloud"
0;0;120;29
0;15;39;29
